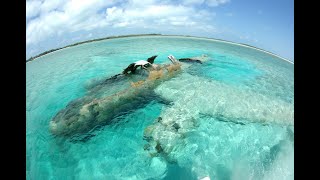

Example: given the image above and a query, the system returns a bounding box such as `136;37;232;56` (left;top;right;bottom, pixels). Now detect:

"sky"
26;0;294;61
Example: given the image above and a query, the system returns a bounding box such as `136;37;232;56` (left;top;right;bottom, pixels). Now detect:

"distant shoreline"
26;34;161;63
26;34;293;64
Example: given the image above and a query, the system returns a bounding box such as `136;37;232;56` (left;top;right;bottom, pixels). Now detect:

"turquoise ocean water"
26;36;294;180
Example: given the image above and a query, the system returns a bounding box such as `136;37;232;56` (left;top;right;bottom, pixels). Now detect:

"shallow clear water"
26;36;294;180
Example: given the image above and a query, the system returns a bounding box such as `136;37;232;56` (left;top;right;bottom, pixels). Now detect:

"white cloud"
40;0;65;14
127;0;163;7
26;0;229;57
26;0;42;19
205;0;230;7
104;4;201;28
181;0;230;7
182;0;205;6
240;35;250;40
26;0;116;45
239;34;259;44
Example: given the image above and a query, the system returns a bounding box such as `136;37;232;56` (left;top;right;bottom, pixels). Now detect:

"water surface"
26;36;294;180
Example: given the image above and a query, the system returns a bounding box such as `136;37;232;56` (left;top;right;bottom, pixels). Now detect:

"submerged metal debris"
50;55;209;137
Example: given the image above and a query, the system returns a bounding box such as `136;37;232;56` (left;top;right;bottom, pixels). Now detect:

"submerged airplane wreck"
50;53;293;178
50;54;209;136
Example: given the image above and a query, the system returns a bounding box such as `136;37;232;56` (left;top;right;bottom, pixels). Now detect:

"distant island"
26;34;292;63
26;34;161;62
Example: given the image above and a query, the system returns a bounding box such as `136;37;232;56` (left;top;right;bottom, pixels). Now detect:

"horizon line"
26;34;293;64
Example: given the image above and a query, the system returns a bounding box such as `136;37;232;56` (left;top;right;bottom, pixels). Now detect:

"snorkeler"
123;55;158;74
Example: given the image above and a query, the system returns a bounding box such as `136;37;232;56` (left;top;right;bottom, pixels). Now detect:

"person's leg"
123;63;136;74
131;65;139;73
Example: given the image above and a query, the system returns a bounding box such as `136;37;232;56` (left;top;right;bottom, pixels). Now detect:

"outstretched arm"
141;65;148;70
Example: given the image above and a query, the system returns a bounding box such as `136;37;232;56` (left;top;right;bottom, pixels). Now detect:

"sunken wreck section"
142;71;294;178
49;55;209;137
142;72;294;158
